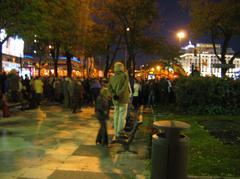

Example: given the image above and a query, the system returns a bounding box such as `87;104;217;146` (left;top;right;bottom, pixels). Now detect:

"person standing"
132;79;141;111
0;71;7;94
90;78;101;105
108;62;130;140
33;77;44;105
72;79;84;113
95;87;110;147
62;77;70;108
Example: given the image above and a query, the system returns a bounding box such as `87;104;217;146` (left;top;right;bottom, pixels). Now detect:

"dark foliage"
174;77;240;115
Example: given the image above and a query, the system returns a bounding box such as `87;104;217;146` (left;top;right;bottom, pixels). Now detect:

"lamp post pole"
125;27;130;67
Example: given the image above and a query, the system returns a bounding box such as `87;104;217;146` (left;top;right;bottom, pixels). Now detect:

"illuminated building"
179;42;240;78
1;29;26;74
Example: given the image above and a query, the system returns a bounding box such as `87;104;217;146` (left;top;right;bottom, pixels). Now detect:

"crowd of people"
0;64;175;146
0;69;174;116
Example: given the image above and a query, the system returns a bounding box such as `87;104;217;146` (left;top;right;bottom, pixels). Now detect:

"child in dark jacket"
95;87;110;147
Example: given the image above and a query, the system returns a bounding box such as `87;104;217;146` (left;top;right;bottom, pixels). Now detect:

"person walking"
95;87;110;147
108;62;130;141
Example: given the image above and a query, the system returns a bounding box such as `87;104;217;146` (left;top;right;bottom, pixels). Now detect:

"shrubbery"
174;77;240;115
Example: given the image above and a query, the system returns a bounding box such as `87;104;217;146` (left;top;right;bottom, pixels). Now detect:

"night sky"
135;0;190;65
158;0;190;45
157;0;239;49
133;0;239;65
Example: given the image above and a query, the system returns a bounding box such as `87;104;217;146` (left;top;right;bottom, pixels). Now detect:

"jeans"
96;120;108;145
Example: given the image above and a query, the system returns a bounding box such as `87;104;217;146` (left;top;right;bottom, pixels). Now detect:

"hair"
114;62;125;72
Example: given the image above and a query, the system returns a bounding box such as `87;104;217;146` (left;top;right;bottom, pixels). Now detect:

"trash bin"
151;120;190;179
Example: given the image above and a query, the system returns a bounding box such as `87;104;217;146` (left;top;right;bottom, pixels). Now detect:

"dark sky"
135;0;238;65
134;0;190;66
157;0;239;50
157;0;190;45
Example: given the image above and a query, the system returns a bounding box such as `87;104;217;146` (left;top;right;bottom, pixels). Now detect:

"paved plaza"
0;106;148;179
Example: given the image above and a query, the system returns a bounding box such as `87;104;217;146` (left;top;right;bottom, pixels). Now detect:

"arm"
116;73;129;96
108;80;114;96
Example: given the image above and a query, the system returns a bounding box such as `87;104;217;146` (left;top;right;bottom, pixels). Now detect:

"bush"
174;77;240;115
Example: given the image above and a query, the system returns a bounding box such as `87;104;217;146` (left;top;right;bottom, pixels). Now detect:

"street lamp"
177;31;186;47
125;27;130;67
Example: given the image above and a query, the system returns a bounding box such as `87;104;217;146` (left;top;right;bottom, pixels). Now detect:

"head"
114;62;125;73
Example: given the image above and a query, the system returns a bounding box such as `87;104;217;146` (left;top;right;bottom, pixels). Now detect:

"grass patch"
143;107;240;177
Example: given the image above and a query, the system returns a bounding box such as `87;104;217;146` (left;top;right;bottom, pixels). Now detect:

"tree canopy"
0;0;178;77
0;0;44;72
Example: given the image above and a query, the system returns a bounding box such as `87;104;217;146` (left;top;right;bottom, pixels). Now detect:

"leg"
116;104;128;136
113;105;120;137
102;121;108;146
96;127;102;144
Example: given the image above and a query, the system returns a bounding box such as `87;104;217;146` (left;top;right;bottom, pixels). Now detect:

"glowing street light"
156;66;160;71
177;31;186;47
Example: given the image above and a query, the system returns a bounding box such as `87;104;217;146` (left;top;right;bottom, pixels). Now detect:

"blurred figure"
90;78;101;105
6;69;20;102
95;87;110;147
147;80;156;106
0;71;7;94
132;79;141;111
53;78;61;102
1;91;10;117
72;79;84;113
62;77;71;108
33;77;44;105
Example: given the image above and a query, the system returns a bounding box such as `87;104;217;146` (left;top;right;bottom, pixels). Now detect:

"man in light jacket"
108;62;130;140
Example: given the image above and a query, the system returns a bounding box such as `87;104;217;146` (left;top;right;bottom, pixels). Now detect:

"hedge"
174;77;240;115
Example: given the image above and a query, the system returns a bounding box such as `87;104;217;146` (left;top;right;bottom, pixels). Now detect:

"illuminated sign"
1;29;24;58
3;61;20;72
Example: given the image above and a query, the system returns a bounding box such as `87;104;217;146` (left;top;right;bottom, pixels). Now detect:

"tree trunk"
53;44;60;77
38;56;42;77
66;51;73;78
127;48;135;77
221;67;228;78
104;56;110;78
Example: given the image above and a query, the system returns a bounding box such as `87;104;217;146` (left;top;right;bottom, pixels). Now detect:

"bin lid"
153;120;190;130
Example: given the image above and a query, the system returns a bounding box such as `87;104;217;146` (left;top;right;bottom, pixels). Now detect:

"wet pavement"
0;105;148;179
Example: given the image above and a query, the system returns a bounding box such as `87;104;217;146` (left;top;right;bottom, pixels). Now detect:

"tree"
43;0;93;78
180;0;240;77
86;0;123;77
107;0;159;77
0;0;44;72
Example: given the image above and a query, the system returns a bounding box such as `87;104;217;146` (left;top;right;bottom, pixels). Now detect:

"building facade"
179;42;240;78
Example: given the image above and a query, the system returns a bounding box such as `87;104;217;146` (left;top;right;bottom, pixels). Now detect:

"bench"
117;119;143;154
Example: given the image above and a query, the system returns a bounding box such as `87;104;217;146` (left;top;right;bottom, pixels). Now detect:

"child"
1;92;10;117
95;87;110;147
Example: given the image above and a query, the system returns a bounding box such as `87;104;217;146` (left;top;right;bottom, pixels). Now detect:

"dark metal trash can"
151;120;190;179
